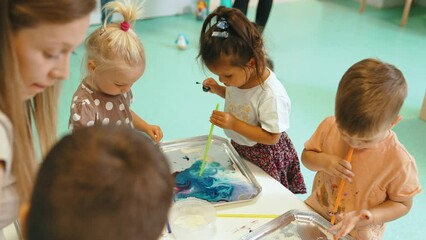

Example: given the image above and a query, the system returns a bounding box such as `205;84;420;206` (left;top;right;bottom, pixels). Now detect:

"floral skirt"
231;132;307;194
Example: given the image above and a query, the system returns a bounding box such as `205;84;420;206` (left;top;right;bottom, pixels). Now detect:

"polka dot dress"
68;81;134;131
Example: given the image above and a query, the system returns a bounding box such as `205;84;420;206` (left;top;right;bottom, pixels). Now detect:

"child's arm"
131;110;163;143
210;110;281;145
329;198;413;238
301;149;354;182
203;78;226;98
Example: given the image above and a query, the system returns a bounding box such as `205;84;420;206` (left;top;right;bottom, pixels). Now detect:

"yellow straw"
216;213;279;219
199;103;220;176
330;148;354;225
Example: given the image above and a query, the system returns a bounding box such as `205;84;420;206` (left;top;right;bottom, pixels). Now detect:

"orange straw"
330;147;354;225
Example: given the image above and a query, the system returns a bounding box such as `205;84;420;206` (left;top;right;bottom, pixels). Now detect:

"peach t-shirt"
304;116;421;239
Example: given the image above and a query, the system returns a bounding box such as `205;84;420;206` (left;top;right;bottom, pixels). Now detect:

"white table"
161;160;310;240
2;160;311;240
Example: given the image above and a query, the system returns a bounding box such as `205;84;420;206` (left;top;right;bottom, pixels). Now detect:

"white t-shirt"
224;70;291;146
0;111;19;236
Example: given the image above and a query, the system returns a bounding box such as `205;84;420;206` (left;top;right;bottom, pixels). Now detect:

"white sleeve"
257;73;291;133
0;112;13;176
258;95;290;133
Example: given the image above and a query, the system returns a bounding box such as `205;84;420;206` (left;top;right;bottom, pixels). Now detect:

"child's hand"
210;110;237;130
203;78;220;94
324;155;354;182
328;210;372;239
146;125;163;143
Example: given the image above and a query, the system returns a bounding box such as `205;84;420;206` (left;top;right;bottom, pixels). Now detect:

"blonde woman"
68;0;163;143
0;0;96;238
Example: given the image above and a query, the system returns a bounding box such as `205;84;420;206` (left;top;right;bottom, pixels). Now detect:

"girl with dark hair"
198;6;306;194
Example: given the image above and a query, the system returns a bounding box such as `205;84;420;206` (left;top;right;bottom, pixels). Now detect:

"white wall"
91;0;294;25
91;0;195;25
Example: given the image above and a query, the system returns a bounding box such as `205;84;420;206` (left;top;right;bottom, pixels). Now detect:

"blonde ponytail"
103;0;144;26
87;0;146;69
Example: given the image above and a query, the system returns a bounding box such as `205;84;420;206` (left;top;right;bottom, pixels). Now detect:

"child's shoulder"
71;82;104;104
70;83;97;113
310;116;338;139
73;82;93;97
316;116;337;130
384;131;415;163
264;71;283;88
261;72;288;97
323;115;336;123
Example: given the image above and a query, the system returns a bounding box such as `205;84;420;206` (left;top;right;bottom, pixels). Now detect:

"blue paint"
174;160;257;203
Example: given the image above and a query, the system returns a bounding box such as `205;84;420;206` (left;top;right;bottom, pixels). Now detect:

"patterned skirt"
231;132;307;194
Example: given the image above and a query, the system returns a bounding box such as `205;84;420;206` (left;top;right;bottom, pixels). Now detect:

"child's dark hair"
335;58;407;137
26;126;174;240
198;6;266;84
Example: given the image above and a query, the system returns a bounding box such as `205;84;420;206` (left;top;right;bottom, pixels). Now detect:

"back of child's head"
26;126;174;240
335;58;407;137
85;0;145;71
198;6;266;82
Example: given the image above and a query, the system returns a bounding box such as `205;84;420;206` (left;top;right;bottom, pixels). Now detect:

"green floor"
59;0;425;239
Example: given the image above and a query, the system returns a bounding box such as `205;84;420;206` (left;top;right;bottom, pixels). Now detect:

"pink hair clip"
120;21;130;32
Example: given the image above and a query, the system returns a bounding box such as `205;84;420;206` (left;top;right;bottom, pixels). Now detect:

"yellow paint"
216;213;279;219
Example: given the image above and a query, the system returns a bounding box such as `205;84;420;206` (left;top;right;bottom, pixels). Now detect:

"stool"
420;92;426;121
359;0;414;27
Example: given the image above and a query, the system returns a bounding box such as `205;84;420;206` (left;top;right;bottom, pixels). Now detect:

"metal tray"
240;209;353;240
160;135;262;206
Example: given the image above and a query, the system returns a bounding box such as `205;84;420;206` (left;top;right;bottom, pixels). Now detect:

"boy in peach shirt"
302;58;421;239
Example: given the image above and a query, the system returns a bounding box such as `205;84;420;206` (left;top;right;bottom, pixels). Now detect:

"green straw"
199;103;220;176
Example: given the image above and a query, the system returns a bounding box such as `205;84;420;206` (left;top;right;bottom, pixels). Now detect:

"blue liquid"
174;160;256;203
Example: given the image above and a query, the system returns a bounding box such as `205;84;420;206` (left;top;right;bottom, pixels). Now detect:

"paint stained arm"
329;199;412;238
301;149;354;183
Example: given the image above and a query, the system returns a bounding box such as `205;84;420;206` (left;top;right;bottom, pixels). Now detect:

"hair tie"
216;17;229;30
212;17;229;38
212;32;229;38
120;21;130;32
